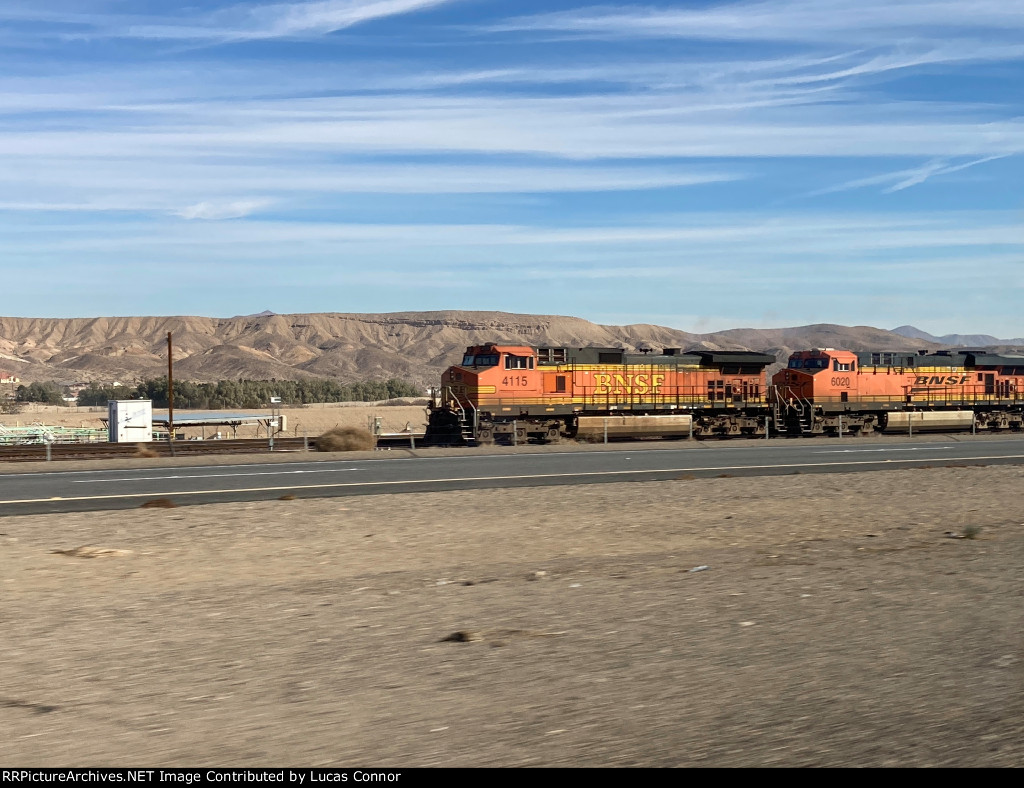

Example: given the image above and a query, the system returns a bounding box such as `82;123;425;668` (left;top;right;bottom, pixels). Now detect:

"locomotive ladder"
450;394;477;444
436;385;477;445
771;385;815;435
459;406;475;443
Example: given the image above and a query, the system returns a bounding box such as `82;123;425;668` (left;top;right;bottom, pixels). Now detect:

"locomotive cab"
426;344;549;445
774;349;859;404
436;344;542;415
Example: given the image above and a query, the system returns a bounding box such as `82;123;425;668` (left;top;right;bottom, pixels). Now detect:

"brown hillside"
0;312;955;387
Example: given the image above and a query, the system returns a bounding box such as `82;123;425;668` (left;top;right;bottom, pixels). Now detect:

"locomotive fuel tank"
575;414;693;440
882;411;976;432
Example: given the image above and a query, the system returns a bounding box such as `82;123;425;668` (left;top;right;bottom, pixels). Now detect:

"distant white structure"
108;400;153;443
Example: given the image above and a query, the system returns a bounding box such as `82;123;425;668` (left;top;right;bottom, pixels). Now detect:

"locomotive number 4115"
502;376;530;387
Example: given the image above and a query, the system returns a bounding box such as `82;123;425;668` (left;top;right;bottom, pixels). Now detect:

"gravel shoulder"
2;465;1022;766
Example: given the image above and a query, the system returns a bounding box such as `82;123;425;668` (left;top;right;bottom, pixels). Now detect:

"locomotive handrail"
571;383;755;409
769;384;810;410
442;383;478;438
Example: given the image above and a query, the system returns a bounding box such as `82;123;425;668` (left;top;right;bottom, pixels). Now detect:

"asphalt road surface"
3;434;1024;514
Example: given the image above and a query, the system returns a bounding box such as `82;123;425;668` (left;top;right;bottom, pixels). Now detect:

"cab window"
474;354;498;367
504;355;534;370
461;354;475;366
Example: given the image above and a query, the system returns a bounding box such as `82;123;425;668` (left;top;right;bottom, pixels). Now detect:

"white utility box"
108;400;153;443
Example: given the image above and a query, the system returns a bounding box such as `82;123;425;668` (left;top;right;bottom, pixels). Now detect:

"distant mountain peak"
892;325;1023;346
891;325;939;342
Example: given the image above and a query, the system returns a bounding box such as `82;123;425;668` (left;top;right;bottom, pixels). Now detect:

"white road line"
814;447;953;454
71;468;362;484
2;454;1021;506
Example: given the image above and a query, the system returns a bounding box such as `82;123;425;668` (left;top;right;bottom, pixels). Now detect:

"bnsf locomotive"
773;348;1023;435
426;343;776;444
425;343;1023;444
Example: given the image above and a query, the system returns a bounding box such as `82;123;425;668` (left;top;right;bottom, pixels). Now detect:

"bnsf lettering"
914;375;970;386
593;373;666;396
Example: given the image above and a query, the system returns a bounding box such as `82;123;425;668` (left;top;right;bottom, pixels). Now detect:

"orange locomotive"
772;348;1024;435
426;343;776;445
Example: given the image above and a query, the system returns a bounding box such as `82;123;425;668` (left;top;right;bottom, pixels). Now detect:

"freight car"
425;343;776;445
771;348;1024;435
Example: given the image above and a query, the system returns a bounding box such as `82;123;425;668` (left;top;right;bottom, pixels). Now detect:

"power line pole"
167;331;175;457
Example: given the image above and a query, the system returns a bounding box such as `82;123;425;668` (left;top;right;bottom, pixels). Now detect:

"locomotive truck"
425;343;1024;445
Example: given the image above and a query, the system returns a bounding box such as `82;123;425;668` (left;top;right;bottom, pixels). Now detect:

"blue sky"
1;0;1022;336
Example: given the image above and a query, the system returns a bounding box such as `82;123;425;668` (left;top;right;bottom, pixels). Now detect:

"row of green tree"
13;381;68;405
19;377;423;409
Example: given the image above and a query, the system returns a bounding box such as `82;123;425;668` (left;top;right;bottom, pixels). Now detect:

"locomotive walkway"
2;433;1023;515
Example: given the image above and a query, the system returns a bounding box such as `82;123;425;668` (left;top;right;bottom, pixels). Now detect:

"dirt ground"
1;462;1022;767
1;402;432;440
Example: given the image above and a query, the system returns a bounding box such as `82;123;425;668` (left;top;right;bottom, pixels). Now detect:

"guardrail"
0;438;314;463
0;433;443;463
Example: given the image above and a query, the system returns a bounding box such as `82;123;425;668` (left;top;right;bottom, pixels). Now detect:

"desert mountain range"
891;325;1024;347
0;312;1020;388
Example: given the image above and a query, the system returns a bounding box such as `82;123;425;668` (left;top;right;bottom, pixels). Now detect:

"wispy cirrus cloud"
0;1;1021;333
5;210;1019;331
0;0;460;43
11;212;1021;254
882;155;1011;193
491;1;1024;44
174;199;274;220
127;0;460;42
3;94;1021;161
806;155;1011;197
0;157;742;216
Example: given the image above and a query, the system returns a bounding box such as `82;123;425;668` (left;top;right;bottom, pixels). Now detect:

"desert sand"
1;459;1022;767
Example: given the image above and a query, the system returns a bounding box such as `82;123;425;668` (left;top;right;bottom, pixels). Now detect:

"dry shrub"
52;546;133;558
140;498;176;509
134;444;159;458
316;426;375;452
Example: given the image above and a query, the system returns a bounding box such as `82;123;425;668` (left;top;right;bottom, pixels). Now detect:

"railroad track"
0;437;315;463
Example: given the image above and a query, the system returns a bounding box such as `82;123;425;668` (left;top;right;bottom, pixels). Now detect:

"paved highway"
2;434;1023;515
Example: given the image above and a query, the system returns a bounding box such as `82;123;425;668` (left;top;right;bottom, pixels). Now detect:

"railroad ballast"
424;344;1024;445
